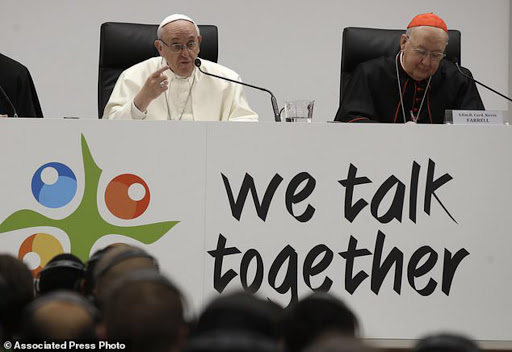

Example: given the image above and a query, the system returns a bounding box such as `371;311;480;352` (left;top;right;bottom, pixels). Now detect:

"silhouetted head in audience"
0;272;7;344
0;254;35;340
81;244;119;297
303;334;374;352
20;291;98;341
413;333;481;352
100;270;187;352
92;244;159;306
186;291;282;352
36;253;85;296
280;292;359;352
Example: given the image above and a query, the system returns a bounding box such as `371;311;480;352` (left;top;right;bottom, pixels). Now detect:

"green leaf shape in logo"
0;134;179;261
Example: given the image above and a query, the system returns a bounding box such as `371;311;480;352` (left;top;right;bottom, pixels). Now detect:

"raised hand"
134;65;170;112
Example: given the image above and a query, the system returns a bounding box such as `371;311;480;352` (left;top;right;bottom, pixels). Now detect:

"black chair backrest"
340;27;461;103
98;22;218;118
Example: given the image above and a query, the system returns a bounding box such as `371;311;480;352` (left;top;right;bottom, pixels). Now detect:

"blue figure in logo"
31;162;77;208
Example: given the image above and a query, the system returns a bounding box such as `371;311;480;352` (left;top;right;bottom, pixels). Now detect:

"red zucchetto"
407;13;448;32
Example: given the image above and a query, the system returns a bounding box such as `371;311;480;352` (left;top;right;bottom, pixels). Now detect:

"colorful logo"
0;135;179;275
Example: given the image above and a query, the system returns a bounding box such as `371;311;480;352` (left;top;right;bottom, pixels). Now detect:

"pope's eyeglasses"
159;39;198;53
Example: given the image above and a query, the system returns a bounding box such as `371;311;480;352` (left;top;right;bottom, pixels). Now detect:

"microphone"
194;58;281;122
451;58;512;103
0;84;18;117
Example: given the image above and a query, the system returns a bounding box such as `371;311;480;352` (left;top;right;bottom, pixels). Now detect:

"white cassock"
103;57;258;121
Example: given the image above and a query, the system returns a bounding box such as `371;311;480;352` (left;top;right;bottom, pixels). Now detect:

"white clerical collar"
168;67;196;83
399;51;406;73
399;51;431;83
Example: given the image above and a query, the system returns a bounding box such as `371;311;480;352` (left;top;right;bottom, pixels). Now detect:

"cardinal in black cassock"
334;13;484;124
0;53;43;117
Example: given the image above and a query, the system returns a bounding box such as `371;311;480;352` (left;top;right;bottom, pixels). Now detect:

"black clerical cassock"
334;55;484;123
0;53;43;117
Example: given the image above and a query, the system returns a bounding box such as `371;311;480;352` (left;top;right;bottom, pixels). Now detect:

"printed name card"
451;110;504;125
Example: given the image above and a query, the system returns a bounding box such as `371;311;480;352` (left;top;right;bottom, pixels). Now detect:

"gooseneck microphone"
195;58;281;122
452;58;512;103
0;84;18;117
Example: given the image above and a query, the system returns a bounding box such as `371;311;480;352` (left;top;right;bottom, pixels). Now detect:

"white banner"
0;119;511;341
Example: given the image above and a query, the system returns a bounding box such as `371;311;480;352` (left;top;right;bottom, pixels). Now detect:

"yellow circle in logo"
19;233;64;276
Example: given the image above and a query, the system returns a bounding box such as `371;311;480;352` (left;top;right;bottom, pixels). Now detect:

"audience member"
80;244;119;298
186;291;282;352
0;254;35;341
279;292;359;352
92;244;159;306
413;333;481;352
19;291;98;341
100;270;187;352
303;334;374;352
36;253;85;296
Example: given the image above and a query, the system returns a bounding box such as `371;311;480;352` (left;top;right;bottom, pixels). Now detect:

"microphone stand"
0;85;18;117
195;59;281;122
452;59;512;103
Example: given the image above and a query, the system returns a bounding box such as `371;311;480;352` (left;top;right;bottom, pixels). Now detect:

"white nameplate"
452;110;504;125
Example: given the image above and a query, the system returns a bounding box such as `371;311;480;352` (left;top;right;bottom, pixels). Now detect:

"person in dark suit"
0;53;43;117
